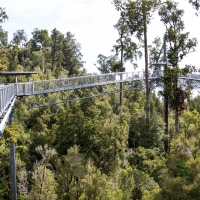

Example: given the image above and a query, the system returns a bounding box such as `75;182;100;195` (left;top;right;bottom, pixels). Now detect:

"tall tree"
0;27;8;47
95;54;120;74
148;37;170;153
113;0;161;129
112;9;141;106
50;28;64;76
31;28;50;51
6;44;20;71
29;145;58;200
30;29;51;71
12;30;28;66
62;32;85;76
159;0;197;135
0;7;8;71
12;30;27;49
56;145;86;200
0;139;11;199
148;37;163;68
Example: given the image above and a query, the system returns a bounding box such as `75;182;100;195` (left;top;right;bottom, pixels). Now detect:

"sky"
0;0;199;73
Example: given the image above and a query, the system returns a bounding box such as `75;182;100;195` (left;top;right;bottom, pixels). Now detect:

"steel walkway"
1;70;200;136
15;71;163;96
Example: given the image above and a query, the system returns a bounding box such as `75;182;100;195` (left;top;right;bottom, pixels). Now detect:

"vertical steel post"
10;143;17;200
9;108;17;200
10;74;17;200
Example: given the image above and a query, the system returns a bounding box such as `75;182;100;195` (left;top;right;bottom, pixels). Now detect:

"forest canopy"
1;1;200;199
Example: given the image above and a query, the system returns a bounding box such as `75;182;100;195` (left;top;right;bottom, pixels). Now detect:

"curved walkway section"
0;84;15;118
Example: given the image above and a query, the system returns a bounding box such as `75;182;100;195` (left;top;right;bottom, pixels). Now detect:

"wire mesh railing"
2;70;200;120
15;71;164;96
0;84;15;117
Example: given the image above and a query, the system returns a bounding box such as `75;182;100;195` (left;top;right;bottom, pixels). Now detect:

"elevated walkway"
15;71;163;96
1;70;200;136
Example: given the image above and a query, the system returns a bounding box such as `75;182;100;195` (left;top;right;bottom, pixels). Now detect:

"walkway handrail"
185;73;200;80
15;70;164;96
0;96;16;136
0;84;15;117
2;70;200;130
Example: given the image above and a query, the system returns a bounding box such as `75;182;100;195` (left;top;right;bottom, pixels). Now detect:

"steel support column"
9;108;17;200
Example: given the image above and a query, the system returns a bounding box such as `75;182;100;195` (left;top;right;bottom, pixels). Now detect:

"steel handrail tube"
0;84;15;117
13;70;165;96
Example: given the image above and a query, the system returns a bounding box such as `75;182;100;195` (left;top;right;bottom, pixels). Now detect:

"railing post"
32;83;34;95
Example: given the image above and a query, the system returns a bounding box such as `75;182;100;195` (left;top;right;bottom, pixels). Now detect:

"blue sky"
0;0;199;73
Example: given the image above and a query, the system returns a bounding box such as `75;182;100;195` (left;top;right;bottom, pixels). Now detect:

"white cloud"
52;0;120;72
0;0;199;72
0;0;60;19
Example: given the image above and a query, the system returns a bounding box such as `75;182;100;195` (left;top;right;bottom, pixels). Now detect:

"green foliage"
131;168;162;200
159;1;197;67
119;167;135;199
157;134;200;199
3;122;20;143
0;28;8;47
0;46;8;71
80;162;123;200
158;0;197;135
188;0;200;14
62;32;85;76
50;28;64;74
114;0;161;40
56;145;86;200
114;0;161;128
0;138;10;199
127;92;165;150
160;67;190;111
128;147;165;180
160;176;193;200
95;54;121;73
93;112;129;174
148;37;163;68
0;7;8;24
182;110;200;139
16;158;28;198
30;165;57;200
1;3;200;199
12;30;27;49
189;95;200;113
31;28;50;51
112;10;141;71
4;44;20;72
29;145;58;200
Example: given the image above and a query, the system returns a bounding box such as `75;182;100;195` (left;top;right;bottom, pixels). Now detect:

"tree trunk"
164;96;169;153
120;33;123;108
163;37;169;154
174;73;179;136
143;8;149;130
42;49;45;72
39;165;46;200
175;107;179;135
120;83;123;106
